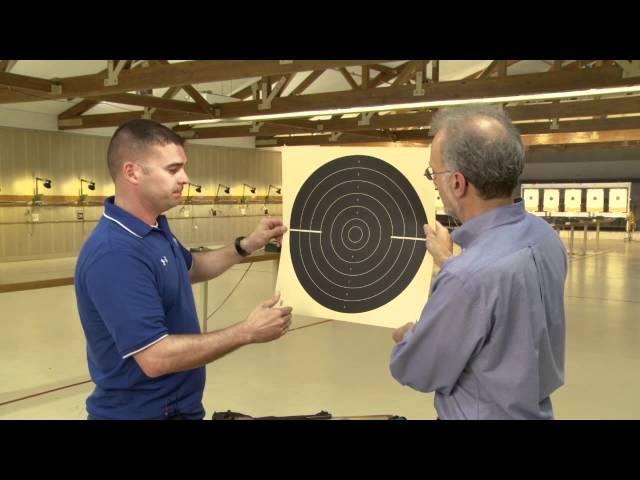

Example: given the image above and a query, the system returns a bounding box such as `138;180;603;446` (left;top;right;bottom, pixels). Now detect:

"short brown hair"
107;119;185;180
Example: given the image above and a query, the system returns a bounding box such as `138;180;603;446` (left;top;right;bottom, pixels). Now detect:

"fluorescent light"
178;84;640;127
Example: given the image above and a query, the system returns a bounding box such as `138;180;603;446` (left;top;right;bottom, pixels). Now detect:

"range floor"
1;238;639;419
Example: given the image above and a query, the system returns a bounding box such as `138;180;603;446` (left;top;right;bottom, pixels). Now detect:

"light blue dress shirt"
390;199;567;419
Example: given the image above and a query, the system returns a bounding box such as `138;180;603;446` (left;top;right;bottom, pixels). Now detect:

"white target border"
277;146;436;328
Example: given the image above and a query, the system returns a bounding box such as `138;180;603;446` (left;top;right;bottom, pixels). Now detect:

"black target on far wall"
290;155;427;313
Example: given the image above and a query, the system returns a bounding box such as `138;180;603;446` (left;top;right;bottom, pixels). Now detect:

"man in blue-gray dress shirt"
390;105;567;420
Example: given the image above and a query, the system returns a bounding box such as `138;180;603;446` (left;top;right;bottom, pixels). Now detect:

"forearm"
190;218;286;283
137;323;251;377
190;242;252;283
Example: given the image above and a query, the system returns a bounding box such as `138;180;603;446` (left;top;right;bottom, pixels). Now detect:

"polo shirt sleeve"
176;239;193;271
390;271;490;395
85;252;168;358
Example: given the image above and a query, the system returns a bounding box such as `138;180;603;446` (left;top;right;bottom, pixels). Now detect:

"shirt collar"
451;198;526;248
103;196;170;238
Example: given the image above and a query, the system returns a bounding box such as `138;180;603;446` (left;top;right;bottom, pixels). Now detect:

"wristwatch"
234;236;250;257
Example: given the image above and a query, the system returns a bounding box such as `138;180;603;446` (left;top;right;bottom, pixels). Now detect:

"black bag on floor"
211;410;405;420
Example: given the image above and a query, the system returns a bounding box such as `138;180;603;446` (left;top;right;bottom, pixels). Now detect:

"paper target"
289;154;427;313
277;146;436;328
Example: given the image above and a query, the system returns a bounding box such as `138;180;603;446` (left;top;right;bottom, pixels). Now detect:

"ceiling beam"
362;66;370;88
367;62;410;88
88;92;207;114
256;131;392;147
431;60;439;82
58;66;635;131
231;79;264;100
59;66;111;119
498;60;508;77
60;63;163;119
0;60;18;73
0;71;60;95
467;60;521;80
257;126;640;148
339;67;359;90
391;61;418;86
178;95;640;139
61;93;640;134
214;66;632;117
59;98;104;119
522;128;640;146
515;116;640;135
479;60;499;78
289;70;325;96
0;60;387;104
507;96;640;121
182;85;215;115
369;64;399;75
235;74;296;101
58;109;210;129
143;85;186;119
276;74;295;97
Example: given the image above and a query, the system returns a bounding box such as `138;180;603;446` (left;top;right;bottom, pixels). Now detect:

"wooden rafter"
205;110;640;142
231;80;262;100
182;85;214;114
391;61;418;87
339;67;359;90
497;60;507;77
522;128;640;146
289;70;325;96
362;66;370;88
144;85;187;119
60;63;134;119
60;85;185;121
462;60;522;81
368;62;410;88
240;62;406;101
369;64;399;76
550;60;563;71
479;60;499;78
58;66;634;131
0;60;18;73
0;71;59;95
86;92;206;114
431;60;439;82
256;122;640;148
276;74;295;97
0;60;386;104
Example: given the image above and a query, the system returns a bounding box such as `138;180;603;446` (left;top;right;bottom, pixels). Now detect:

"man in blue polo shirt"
390;106;568;419
75;119;292;420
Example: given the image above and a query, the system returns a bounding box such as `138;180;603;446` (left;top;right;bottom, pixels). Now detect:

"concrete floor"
1;237;639;420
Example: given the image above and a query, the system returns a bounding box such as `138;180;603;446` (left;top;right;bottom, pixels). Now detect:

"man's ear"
452;172;468;198
122;161;141;185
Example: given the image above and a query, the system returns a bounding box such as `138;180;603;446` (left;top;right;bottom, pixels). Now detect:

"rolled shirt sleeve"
390;272;490;395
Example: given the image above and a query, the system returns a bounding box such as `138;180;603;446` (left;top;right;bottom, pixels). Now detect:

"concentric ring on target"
289;155;428;313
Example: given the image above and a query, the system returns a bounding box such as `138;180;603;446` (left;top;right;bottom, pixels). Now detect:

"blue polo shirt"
75;196;205;420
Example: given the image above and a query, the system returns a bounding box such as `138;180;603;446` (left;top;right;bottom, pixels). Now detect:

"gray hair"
430;105;525;199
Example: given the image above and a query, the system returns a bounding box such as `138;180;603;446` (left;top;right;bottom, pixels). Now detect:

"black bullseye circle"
290;155;427;313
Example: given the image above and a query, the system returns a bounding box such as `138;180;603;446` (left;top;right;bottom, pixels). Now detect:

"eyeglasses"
424;166;453;181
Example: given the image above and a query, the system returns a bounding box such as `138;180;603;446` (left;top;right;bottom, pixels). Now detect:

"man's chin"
163;198;181;211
